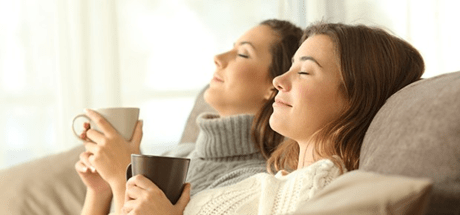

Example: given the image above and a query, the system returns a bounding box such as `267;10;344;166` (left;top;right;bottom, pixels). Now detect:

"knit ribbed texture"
194;113;260;159
167;113;267;196
184;159;344;215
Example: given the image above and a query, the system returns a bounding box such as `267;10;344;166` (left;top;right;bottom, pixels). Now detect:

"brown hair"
267;22;425;172
251;19;303;159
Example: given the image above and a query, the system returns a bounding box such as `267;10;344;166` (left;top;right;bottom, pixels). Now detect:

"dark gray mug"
126;154;190;204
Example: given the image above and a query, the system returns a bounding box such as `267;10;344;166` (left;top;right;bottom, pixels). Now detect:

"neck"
297;141;316;169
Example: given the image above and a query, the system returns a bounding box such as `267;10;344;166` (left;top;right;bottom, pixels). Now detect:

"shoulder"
293;158;344;199
300;158;343;182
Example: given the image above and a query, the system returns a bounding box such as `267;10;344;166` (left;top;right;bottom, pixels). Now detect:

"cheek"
232;67;270;94
294;85;311;109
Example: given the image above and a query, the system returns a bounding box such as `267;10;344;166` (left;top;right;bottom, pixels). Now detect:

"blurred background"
0;0;459;170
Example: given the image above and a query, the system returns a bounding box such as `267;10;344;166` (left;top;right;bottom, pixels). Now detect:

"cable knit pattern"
184;159;344;215
164;113;267;196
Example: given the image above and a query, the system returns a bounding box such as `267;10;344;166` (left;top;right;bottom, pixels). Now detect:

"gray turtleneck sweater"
163;113;267;196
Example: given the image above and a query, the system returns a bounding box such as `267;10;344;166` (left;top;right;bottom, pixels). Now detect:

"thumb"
175;183;191;209
130;120;143;148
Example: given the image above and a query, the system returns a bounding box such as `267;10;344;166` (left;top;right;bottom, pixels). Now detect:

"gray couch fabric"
360;71;460;215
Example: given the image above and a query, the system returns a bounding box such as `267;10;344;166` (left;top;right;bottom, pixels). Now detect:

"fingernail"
90;166;96;172
82;167;88;172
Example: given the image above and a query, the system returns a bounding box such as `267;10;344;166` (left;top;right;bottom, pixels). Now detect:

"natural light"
0;0;459;170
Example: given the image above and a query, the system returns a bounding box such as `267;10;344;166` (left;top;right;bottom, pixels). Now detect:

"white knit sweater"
184;158;343;215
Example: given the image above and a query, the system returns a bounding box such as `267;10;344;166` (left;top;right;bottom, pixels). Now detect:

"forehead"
293;34;337;65
236;25;277;52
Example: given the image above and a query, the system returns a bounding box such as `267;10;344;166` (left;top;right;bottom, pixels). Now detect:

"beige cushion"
294;170;433;215
360;71;460;215
0;145;86;215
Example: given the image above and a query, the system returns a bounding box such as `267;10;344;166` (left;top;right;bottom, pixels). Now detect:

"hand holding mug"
123;154;191;215
72;108;143;187
123;175;191;215
72;107;140;141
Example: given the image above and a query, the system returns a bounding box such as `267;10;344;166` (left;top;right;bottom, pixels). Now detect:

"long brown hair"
267;22;425;172
251;19;303;159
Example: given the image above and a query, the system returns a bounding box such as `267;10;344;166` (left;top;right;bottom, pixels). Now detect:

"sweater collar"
194;113;260;158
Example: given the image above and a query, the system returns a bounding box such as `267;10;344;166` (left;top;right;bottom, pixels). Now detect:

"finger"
75;160;89;173
83;122;91;130
121;204;132;215
79;152;92;167
79;131;87;141
175;183;191;207
79;151;96;172
130;120;143;148
125;182;146;200
85;128;106;144
83;141;98;154
84;109;118;137
127;174;157;191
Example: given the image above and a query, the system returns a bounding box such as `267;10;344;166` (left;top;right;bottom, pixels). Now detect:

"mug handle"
126;163;133;181
72;114;91;140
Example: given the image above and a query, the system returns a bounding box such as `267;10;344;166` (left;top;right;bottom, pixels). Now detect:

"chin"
203;88;211;103
269;114;284;135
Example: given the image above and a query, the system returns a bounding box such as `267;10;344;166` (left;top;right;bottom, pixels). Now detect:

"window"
0;0;306;169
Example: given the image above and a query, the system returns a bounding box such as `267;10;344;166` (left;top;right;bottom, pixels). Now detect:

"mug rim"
131;154;190;161
96;107;140;111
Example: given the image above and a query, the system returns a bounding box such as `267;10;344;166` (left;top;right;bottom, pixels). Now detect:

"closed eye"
298;72;309;75
238;54;249;58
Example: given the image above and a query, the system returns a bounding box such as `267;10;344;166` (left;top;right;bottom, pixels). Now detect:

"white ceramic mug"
72;107;140;141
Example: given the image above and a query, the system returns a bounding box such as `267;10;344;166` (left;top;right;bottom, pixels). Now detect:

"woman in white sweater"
120;22;425;215
75;19;303;215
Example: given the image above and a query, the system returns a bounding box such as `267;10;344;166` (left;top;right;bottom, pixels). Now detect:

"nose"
214;52;229;68
273;72;289;91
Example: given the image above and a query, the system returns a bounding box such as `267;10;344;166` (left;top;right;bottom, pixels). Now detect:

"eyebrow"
234;41;257;51
292;56;323;68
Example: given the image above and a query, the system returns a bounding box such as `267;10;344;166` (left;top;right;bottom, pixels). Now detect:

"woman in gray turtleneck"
76;19;302;215
167;19;303;196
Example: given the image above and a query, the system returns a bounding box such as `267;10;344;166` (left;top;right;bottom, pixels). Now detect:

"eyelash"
298;72;309;75
238;54;249;58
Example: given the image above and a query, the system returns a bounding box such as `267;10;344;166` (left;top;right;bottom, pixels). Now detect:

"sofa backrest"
360;71;460;215
179;85;216;144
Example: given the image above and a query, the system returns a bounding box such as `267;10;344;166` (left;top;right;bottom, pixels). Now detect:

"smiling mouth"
273;99;292;107
212;75;224;83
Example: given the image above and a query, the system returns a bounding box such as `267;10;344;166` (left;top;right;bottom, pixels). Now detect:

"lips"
274;97;292;107
212;74;224;83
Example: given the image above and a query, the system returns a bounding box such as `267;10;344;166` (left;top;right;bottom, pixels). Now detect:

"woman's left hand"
122;175;191;215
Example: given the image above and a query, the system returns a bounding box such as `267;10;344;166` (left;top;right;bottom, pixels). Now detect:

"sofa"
0;71;459;215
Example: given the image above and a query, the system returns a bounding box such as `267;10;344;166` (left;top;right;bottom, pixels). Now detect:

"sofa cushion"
0;145;86;215
179;85;216;144
360;71;460;215
294;170;432;215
